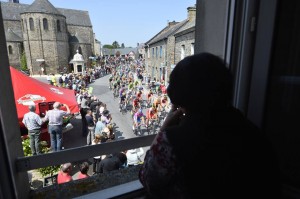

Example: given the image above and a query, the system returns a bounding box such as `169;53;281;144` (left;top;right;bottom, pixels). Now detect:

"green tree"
103;44;113;49
112;41;120;49
121;43;125;48
20;50;28;70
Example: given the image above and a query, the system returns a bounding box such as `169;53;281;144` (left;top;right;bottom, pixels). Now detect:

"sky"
20;0;196;47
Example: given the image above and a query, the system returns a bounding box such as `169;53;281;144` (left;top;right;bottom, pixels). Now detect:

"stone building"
144;5;196;83
2;0;99;75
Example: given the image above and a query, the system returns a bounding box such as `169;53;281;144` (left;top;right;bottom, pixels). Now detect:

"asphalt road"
33;74;148;146
33;74;150;160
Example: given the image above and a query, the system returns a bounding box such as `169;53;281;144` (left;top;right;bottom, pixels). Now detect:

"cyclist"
160;95;169;111
119;92;127;111
132;96;140;111
153;96;162;112
133;108;146;134
145;106;158;128
136;90;143;101
128;81;134;91
119;84;126;98
146;90;154;107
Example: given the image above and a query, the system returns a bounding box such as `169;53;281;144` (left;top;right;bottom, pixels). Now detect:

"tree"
103;44;113;49
121;43;125;48
20;50;28;70
112;41;120;49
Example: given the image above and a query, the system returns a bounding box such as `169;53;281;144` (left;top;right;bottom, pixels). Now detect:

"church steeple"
9;0;19;3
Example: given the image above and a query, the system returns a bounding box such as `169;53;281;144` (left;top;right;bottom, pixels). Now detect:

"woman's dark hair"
167;52;233;113
79;162;89;174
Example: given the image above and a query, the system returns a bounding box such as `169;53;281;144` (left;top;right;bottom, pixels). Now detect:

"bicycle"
119;100;127;114
132;122;145;136
146;118;160;135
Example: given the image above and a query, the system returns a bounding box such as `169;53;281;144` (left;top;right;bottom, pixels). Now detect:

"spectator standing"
22;104;43;155
86;109;95;145
47;74;52;85
57;163;73;184
51;73;56;86
101;110;112;126
77;162;90;179
43;102;70;152
92;134;106;174
80;95;89;137
94;117;106;136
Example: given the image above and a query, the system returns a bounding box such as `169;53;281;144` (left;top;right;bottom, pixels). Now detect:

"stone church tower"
20;0;69;75
2;0;96;75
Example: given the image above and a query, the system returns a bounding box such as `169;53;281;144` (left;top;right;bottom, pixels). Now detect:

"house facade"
2;0;99;75
144;5;196;83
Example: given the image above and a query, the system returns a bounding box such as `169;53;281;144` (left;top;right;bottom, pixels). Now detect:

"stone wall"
175;31;195;63
7;42;22;68
20;13;69;75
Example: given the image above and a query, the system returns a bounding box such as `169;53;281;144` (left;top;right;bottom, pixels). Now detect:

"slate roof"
145;20;188;45
23;0;62;15
174;18;195;36
1;2;28;20
5;28;23;42
0;1;92;27
58;8;92;27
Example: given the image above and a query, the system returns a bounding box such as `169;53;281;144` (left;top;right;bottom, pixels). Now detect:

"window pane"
43;18;48;30
29;18;34;31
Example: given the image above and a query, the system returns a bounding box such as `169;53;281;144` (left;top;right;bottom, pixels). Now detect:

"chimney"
187;5;196;21
168;20;177;27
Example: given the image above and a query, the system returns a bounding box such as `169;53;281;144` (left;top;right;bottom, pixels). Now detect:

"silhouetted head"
167;52;233;114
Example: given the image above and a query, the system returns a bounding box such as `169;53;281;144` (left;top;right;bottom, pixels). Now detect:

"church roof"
0;1;92;27
23;0;62;16
1;2;28;20
58;8;92;27
5;28;23;42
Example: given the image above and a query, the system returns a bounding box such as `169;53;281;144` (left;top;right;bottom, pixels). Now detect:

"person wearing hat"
43;102;70;152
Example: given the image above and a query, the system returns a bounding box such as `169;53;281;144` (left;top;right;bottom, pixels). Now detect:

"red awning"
9;66;79;121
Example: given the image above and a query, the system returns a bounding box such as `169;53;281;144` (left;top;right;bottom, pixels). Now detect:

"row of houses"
143;5;196;83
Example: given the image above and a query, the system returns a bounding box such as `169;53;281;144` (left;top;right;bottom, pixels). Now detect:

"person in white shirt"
126;147;144;166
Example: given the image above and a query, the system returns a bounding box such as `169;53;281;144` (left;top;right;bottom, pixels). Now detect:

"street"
33;74;150;162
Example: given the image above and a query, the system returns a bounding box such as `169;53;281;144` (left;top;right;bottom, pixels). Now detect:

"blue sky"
20;0;196;47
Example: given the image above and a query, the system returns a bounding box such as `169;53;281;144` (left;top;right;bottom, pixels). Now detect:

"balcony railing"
17;134;156;198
